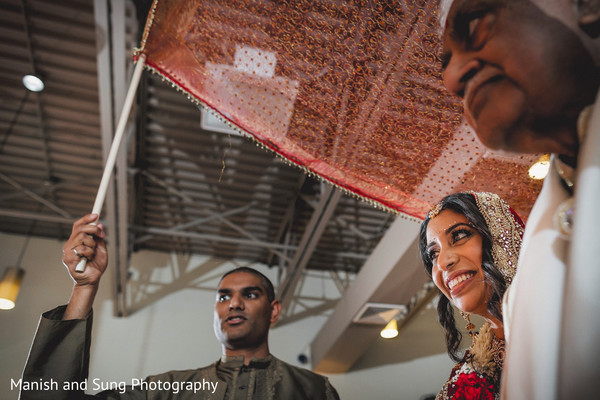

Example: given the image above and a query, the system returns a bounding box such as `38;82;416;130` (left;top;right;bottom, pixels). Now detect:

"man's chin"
465;91;531;152
223;336;249;347
468;114;534;154
218;327;249;343
466;120;507;152
465;112;501;150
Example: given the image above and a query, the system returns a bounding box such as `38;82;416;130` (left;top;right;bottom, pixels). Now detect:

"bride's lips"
446;270;476;296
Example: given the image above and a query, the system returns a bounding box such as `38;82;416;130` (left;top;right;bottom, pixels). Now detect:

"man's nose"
229;294;244;310
442;53;482;97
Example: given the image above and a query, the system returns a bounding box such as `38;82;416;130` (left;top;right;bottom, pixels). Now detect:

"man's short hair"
219;267;276;303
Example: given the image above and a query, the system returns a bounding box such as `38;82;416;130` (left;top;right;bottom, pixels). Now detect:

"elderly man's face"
441;0;598;156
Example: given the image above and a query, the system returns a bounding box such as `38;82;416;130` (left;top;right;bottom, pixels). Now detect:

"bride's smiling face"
426;209;491;317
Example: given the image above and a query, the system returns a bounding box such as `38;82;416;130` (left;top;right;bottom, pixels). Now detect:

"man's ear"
270;300;281;324
577;0;600;38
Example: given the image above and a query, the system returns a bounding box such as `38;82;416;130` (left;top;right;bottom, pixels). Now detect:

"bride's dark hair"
419;192;507;362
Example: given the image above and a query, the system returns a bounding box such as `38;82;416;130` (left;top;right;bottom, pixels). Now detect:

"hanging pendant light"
0;267;25;310
0;232;33;311
380;318;399;339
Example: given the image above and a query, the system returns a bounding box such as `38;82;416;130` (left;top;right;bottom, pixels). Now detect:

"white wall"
0;232;452;400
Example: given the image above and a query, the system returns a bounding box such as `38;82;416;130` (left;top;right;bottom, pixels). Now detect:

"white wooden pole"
76;54;146;272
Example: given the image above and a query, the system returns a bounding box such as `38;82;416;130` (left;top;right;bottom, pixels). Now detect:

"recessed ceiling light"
22;74;45;92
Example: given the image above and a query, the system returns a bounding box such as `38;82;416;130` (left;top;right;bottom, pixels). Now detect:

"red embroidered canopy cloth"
135;0;542;220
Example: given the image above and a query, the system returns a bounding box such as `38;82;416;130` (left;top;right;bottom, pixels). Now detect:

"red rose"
452;372;495;400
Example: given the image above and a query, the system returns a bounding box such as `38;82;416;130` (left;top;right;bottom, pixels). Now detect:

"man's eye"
455;8;492;46
218;294;230;302
468;18;481;40
245;292;258;299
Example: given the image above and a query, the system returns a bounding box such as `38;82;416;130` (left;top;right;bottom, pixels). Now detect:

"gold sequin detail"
427;201;444;219
471;192;524;284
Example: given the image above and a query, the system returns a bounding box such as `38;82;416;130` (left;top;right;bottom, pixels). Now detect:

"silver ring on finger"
73;247;81;257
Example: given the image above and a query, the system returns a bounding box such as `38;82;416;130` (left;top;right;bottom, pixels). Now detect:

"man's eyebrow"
242;286;264;293
217;286;264;294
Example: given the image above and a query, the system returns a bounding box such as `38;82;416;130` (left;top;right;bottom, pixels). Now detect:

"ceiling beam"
0;208;74;224
111;0;133;318
131;225;299;251
277;183;342;317
133;202;258;245
0;172;72;218
266;174;306;267
94;0;128;317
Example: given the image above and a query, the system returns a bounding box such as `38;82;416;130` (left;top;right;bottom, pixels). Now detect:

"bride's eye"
427;247;439;262
451;228;473;243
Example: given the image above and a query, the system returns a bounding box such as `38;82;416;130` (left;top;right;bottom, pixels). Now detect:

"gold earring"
461;311;475;338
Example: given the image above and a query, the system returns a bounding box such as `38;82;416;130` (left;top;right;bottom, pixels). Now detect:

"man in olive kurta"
19;214;339;400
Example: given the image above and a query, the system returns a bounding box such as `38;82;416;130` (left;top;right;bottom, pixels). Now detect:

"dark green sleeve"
20;305;93;399
19;306;148;400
